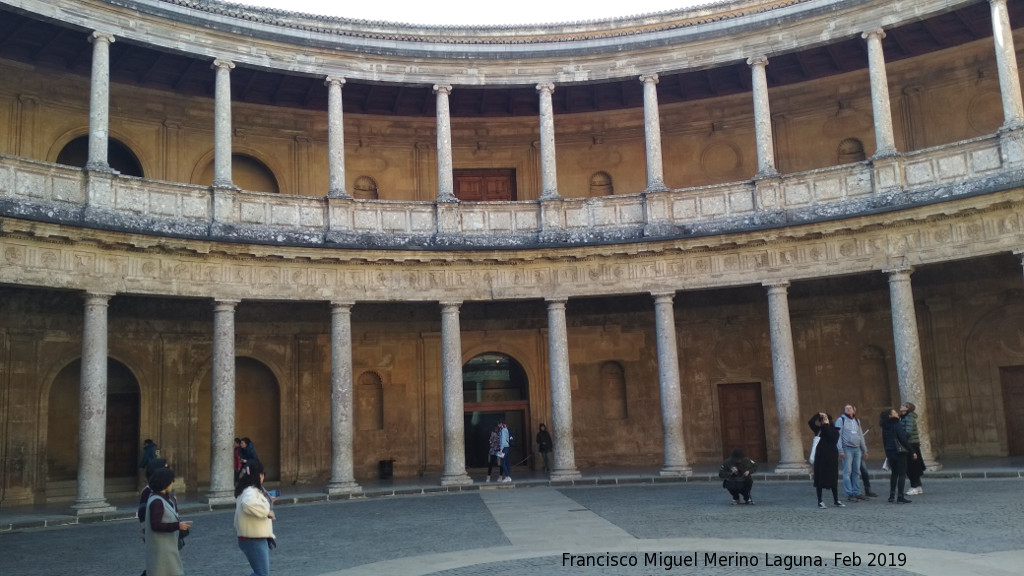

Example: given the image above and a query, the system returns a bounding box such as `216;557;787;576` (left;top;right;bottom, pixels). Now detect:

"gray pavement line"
479;486;634;547
317;539;1024;576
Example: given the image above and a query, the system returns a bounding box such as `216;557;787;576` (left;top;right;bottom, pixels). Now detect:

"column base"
774;461;812;474
924;460;943;472
204;490;236;507
68;499;116;516
550;468;582;481
659;465;694;477
326;481;363;496
440;473;473;486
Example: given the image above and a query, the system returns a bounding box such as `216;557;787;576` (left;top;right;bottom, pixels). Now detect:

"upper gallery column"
640;74;667;192
434;85;457;203
546;298;581;480
325;76;350;198
440;301;471;485
747;56;777;177
70;292;116;515
862;29;898;157
990;0;1024;128
327;302;361;495
207;299;239;504
652;293;692;476
212;59;235;188
885;267;940;470
764;281;810;473
537;83;561;200
86;32;115;172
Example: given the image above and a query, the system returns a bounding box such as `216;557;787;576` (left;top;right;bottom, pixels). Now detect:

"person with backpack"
485;425;500;482
834;404;868;502
536;423;553;473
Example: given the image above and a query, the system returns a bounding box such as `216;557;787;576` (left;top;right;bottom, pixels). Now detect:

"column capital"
433;84;452;95
536;82;555;94
747;55;769;68
330;301;355;310
212;59;235;71
325;75;346;88
988;0;1007;7
439;300;462;309
213;298;241;310
545;297;568;307
83;291;115;303
639;73;660;85
651;291;675;303
762;279;791;291
88;31;115;45
861;28;886;41
883;265;914;276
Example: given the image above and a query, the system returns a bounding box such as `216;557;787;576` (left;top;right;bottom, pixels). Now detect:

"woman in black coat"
809;412;844;509
880;408;917;503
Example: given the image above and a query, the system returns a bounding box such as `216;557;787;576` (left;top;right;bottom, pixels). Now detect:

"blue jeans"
500;451;511;477
238;537;271;576
841;446;863;497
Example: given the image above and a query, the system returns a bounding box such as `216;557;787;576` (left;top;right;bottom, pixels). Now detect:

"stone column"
327;302;361;495
207;299;238;504
885;267;940;470
546;298;581;480
212;59;235;188
747;56;777;177
537;83;561;200
440;301;471;485
434;85;457;203
990;0;1024;128
863;29;898;157
652;293;692;476
86;32;115;172
326;76;350;198
640;74;667;192
764;281;810;473
70;292;116;515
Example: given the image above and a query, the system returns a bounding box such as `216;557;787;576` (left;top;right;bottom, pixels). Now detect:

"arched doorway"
195;357;281;486
47;359;140;487
462;352;530;470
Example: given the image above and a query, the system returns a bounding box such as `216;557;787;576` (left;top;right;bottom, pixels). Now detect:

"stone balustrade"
1;133;1020;250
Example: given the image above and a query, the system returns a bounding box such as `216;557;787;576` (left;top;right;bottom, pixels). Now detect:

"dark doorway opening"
1001;366;1024;456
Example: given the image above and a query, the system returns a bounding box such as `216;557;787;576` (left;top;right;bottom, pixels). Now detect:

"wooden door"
718;382;768;462
105;393;139;477
1001;366;1024;455
454;169;516;201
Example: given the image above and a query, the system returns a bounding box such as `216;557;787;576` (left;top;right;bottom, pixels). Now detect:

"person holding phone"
809;412;844;509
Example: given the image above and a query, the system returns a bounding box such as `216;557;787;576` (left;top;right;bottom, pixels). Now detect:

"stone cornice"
3;188;1022;302
0;0;978;84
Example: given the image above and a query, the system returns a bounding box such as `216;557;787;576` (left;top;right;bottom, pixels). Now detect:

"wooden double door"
454;169;516;201
718;382;768;463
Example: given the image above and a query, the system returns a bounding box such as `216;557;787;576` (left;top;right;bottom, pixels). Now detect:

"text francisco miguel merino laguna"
562;551;906;571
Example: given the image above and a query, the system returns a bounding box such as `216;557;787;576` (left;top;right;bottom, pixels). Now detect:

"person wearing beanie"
144;468;192;576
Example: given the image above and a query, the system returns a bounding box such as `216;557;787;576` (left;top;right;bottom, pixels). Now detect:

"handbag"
808;433;821;464
881;457;889;471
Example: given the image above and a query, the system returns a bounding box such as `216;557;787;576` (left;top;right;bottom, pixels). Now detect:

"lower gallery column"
764;281;811;473
327;302;361;495
652;293;692;476
70;292;116;515
1016;250;1024;283
440;301;471;485
546;298;581;480
885;267;941;470
207;299;238;504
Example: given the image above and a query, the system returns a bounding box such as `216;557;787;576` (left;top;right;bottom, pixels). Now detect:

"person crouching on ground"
235;459;276;576
718;447;757;505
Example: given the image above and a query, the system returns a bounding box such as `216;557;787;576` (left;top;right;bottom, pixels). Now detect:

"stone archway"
462;352;530;470
195;357;282;485
47;358;140;482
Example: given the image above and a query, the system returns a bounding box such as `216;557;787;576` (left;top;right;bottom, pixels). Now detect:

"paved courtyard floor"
2;474;1022;576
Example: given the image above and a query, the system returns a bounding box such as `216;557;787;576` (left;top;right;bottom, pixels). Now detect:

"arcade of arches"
2;0;1024;509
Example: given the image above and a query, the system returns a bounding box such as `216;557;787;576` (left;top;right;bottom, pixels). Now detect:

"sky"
239;0;718;26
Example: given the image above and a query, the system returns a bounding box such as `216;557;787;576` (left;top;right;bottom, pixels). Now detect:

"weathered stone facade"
0;0;1023;507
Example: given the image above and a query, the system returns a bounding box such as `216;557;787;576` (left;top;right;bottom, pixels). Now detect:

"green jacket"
901;411;920;445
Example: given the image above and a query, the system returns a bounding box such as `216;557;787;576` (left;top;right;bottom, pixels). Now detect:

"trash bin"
378;459;394;480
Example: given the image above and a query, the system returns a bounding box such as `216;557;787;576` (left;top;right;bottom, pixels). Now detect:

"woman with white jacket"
234;459;276;576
